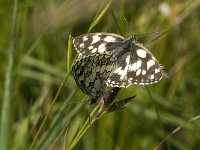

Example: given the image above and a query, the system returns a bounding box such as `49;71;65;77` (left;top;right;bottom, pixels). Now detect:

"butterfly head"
127;34;137;42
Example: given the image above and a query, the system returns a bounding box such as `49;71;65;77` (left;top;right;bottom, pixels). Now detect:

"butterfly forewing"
73;33;124;56
72;52;117;100
106;43;165;87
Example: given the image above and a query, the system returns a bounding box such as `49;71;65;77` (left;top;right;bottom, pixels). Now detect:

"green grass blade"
67;34;72;71
88;1;111;33
0;0;18;149
15;38;41;74
29;71;71;150
33;89;81;150
23;56;66;77
146;86;171;150
154;115;200;150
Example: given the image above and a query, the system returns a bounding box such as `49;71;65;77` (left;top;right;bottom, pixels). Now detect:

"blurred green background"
1;0;200;149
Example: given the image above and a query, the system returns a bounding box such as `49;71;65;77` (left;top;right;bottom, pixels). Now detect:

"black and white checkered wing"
73;32;167;88
72;52;117;100
106;43;166;87
73;33;124;56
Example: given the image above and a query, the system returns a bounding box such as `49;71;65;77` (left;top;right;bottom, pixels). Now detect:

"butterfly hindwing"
72;52;117;100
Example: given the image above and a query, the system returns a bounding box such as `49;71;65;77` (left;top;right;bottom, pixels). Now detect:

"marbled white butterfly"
72;52;117;102
73;32;167;87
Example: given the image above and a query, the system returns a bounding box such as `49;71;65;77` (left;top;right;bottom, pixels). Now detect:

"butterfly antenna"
123;17;130;32
134;31;162;38
123;17;136;40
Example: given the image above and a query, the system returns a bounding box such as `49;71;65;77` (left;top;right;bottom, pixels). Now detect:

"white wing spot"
139;83;145;85
150;74;155;79
91;48;97;53
136;69;141;76
136;59;142;69
114;67;123;75
103;36;117;42
98;43;106;53
126;55;131;64
111;81;115;84
118;55;131;80
91;36;101;44
142;70;146;75
147;59;155;70
88;45;93;50
83;36;88;41
129;62;137;71
80;43;84;48
137;49;147;58
120;66;128;80
155;68;160;73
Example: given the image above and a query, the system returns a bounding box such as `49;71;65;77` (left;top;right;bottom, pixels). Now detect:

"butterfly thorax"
121;34;136;49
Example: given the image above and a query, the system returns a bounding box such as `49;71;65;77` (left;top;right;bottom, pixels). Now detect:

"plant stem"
67;88;122;150
67;104;101;150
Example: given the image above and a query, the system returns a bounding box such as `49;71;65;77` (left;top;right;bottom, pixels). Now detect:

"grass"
1;0;200;150
1;0;17;149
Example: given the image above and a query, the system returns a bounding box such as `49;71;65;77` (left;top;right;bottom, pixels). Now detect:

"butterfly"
72;52;117;103
73;32;167;88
